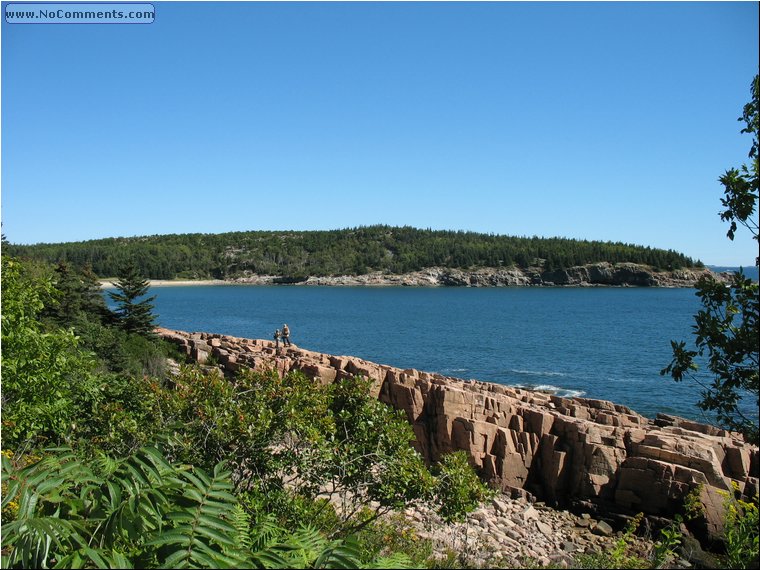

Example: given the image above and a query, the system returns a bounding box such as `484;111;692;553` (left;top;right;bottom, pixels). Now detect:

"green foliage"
80;373;169;456
5;225;701;279
651;515;683;568
573;513;650;569
108;261;157;336
719;75;759;264
682;484;705;522
249;525;412;569
243;487;343;539
1;257;102;450
1;257;490;568
431;451;494;523
662;272;759;441
164;366;334;477
145;460;246;568
663;76;760;443
159;367;484;534
1;446;402;569
68;316;169;377
1;445;224;568
355;514;433;569
30;259;169;379
721;483;759;569
42;261;110;327
328;376;435;514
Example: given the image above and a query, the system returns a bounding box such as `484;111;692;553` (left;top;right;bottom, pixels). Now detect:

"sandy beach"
100;279;229;288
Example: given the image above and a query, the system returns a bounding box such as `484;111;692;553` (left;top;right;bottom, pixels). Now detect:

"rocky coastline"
98;263;731;289
228;262;727;288
158;326;758;561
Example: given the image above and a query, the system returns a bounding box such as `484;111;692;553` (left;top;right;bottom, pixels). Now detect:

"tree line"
5;225;702;279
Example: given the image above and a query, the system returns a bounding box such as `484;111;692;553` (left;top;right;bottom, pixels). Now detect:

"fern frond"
2;516;87;569
249;549;293;569
148;462;244;569
284;524;327;554
249;513;284;552
271;525;328;568
230;504;252;550
313;533;365;569
365;551;414;569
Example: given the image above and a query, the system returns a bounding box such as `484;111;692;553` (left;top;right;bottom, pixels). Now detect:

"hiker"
282;324;291;347
273;329;281;349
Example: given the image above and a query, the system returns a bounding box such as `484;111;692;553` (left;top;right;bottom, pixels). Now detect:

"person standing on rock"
282;324;292;347
273;328;281;349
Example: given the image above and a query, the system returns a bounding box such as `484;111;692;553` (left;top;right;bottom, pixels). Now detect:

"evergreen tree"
44;262;110;326
108;262;157;336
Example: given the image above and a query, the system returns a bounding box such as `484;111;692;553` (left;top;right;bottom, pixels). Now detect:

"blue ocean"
108;285;757;426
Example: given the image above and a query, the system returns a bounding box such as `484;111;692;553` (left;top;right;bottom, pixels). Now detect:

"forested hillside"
5;225;701;280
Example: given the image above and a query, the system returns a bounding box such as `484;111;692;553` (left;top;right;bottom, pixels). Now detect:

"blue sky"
2;1;758;265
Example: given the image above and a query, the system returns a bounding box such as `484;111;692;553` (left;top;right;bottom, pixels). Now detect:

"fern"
365;551;414;569
2;446;247;569
147;461;247;568
230;504;253;550
251;525;406;569
2;448;96;569
313;533;363;569
2;446;412;569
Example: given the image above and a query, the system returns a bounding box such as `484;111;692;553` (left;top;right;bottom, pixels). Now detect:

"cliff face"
158;328;758;540
229;263;726;288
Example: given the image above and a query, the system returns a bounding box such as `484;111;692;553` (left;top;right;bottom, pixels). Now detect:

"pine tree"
109;262;157;336
45;262;110;326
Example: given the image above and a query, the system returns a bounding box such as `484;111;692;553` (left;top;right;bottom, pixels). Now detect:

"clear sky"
2;1;758;265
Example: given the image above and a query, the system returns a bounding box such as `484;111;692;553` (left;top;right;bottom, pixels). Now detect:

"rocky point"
158;327;758;548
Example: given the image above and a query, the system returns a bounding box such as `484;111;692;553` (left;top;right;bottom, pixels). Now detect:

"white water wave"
512;383;585;398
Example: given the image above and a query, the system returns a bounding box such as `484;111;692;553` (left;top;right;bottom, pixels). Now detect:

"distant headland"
9;225;719;288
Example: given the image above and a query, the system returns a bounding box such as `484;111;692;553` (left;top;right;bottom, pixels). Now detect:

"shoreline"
100;279;229;288
100;278;696;289
99;262;726;289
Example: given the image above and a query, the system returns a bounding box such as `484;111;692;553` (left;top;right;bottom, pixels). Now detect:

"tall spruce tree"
109;262;157;336
44;262;110;326
662;75;759;443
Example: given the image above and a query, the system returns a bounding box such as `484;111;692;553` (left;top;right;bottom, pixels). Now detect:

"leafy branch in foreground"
663;74;759;444
0;446;413;569
720;75;759;264
662;272;759;441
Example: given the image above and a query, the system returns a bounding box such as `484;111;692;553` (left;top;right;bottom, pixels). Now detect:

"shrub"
1;257;102;451
431;451;494;523
1;445;410;569
722;483;759;569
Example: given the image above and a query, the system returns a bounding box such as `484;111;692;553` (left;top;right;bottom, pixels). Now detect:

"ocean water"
109;285;757;425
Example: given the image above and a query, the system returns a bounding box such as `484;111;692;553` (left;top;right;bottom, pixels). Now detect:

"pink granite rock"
156;327;759;541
